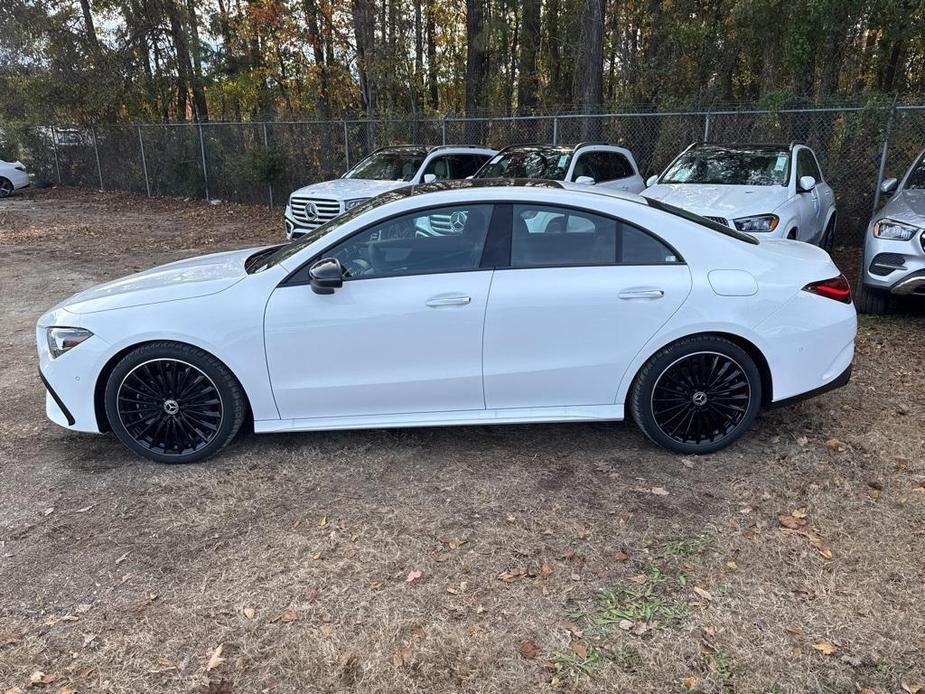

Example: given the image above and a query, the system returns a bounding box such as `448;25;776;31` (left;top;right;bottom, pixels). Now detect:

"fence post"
50;126;62;185
92;127;104;190
442;116;447;145
343;120;350;169
703;112;712;143
871;104;897;214
198;123;210;201
552;115;559;145
262;122;273;208
137;125;151;198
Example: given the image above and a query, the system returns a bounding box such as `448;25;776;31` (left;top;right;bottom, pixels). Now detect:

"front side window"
906;152;925;190
343;150;426;181
661;147;790;186
796;149;823;182
450;154;492;178
510;204;678;267
573;151;634;182
324;204;493;279
476;148;572;180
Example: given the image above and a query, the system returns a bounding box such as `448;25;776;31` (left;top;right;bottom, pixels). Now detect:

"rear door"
795;148;825;241
482;203;692;409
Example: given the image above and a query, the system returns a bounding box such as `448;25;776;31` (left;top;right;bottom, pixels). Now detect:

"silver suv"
856;148;925;314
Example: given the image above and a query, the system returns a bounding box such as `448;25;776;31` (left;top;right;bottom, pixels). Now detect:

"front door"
264;203;495;420
482;203;692;409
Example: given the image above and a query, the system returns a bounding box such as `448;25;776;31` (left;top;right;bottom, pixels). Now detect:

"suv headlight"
733;214;779;232
344;198;369;211
46;327;93;358
872;218;921;241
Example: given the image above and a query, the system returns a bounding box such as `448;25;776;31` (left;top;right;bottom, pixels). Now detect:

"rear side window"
573;151;635;182
510;204;679;267
449;154;491;178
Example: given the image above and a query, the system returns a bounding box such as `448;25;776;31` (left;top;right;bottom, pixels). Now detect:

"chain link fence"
4;104;925;244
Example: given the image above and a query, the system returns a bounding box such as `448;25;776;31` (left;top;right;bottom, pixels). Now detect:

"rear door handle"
618;288;664;300
426;295;471;307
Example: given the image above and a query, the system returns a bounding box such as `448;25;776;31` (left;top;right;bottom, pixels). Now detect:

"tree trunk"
464;0;488;142
352;0;377;149
546;0;561;107
185;0;209;120
78;0;101;54
163;0;193;120
516;0;540;113
426;0;438;109
578;0;605;139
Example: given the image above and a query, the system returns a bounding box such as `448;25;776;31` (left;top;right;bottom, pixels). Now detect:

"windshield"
905;152;925;190
645;197;759;244
475;148;572;180
661;147;790;186
343;150;426;181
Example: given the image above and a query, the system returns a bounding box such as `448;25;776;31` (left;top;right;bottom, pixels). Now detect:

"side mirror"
309;257;345;295
645;174;659;188
880;177;898;195
422;173;437;183
798;175;816;193
574;175;595;185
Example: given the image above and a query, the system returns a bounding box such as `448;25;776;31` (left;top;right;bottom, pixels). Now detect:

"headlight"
733;214;780;232
46;327;93;358
344;198;369;211
872;219;921;241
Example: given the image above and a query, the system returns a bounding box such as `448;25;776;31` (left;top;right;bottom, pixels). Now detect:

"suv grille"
290;197;342;229
704;215;730;227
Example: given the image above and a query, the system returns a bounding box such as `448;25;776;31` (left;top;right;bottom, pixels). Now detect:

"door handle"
426;295;471;307
618;288;664;300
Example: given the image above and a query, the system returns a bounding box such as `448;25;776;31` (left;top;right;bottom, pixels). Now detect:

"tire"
104;342;246;464
0;177;13;198
854;277;890;315
629;336;762;455
786;228;798;241
820;216;836;252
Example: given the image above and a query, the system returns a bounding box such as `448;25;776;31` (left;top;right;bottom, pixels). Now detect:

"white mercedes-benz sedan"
37;180;856;464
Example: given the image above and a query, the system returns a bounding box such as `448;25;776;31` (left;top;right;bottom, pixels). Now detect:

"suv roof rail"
574;141;613;150
428;143;495;151
692;141;794;150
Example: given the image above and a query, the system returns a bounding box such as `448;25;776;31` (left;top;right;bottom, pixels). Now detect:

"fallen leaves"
571;642;588;659
405;570;422;584
778;508;833;559
692;586;713;602
274;609;297;624
518;640;540;659
242;607;255;620
825;438;847;453
812;640;838;656
206;644;225;671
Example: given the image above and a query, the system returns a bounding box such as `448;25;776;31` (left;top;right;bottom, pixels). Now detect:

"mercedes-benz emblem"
449;210;467;233
163;398;180;415
691;391;708;407
305;201;319;221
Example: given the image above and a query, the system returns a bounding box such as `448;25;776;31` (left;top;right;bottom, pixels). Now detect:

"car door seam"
481;269;496;410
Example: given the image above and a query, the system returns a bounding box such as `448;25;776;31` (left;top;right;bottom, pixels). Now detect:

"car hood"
52;247;262;315
289;178;410;201
880;189;925;225
641;184;790;219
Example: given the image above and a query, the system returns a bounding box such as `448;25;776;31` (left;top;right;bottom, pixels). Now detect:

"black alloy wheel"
0;178;13;198
104;342;246;463
650;351;750;446
630;336;762;454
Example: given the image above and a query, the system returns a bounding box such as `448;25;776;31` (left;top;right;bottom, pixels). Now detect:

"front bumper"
861;227;925;295
36;324;108;433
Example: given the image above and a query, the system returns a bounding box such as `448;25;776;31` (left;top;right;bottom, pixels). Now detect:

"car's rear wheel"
104;342;246;463
820;216;836;252
0;177;13;198
630;336;762;454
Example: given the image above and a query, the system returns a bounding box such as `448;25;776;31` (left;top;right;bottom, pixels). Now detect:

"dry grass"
1;187;923;694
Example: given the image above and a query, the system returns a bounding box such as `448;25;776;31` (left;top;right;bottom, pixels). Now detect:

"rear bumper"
767;363;851;410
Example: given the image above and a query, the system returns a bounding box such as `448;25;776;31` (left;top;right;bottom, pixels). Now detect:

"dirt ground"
1;187;924;694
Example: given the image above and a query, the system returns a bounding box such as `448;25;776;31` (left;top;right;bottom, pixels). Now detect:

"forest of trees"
1;0;923;125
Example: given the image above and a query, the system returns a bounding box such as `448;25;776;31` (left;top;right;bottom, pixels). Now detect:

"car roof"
690;143;795;152
373;144;496;156
496;143;625;154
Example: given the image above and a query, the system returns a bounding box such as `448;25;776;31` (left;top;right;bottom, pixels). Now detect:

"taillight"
802;274;851;303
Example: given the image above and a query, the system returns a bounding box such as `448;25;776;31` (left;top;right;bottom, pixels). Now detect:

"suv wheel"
630;336;762;455
104;342;246;463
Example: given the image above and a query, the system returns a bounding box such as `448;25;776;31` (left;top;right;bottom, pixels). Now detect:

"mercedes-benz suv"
284;145;496;239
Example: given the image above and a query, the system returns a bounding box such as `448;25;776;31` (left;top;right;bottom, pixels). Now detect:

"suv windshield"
476;148;572;180
661;147;790;186
905;152;925;190
344;150;426;181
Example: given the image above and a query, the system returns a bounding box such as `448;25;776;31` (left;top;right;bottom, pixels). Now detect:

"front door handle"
618;288;664;300
426;295;471;307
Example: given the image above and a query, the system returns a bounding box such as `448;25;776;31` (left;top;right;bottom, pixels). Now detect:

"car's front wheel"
0;177;13;198
630;336;762;454
854;258;890;315
104;342;246;463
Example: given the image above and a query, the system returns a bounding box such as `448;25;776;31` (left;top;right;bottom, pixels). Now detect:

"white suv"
473;143;645;193
642;143;837;248
285;145;496;239
0;160;31;198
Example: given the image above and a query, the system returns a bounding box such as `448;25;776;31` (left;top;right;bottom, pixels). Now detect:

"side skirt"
254;404;625;434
